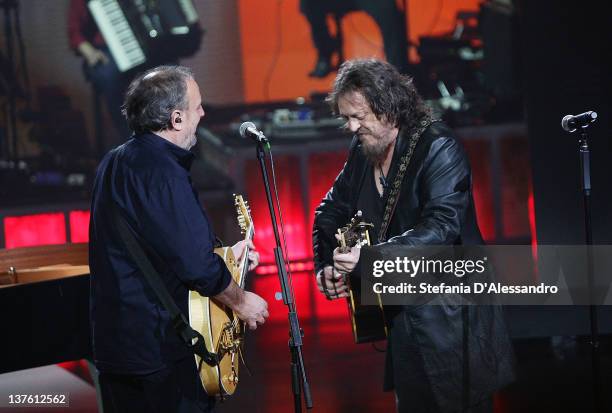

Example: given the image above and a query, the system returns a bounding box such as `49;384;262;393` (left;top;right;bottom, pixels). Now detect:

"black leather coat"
313;121;514;411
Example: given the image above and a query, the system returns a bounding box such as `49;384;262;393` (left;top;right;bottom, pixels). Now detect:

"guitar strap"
107;149;219;367
378;120;432;242
324;121;432;299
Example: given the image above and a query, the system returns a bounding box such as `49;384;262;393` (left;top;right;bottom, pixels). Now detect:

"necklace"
378;164;388;189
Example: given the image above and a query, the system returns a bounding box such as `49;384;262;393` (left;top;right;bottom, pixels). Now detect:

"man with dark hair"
89;65;269;412
313;59;514;412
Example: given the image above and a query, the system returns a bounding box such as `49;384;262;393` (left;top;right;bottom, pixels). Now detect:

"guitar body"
188;247;242;396
188;195;254;398
347;275;387;343
338;212;387;344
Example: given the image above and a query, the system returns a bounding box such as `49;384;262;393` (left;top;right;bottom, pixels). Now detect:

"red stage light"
69;210;90;243
4;213;66;249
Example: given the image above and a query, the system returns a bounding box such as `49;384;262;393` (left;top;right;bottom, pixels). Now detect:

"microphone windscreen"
561;115;573;132
239;121;256;138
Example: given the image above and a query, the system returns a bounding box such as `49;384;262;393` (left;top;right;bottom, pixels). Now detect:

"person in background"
68;0;131;142
300;0;410;77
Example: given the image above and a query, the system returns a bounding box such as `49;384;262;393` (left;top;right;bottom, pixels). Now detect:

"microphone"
239;122;267;143
561;111;598;132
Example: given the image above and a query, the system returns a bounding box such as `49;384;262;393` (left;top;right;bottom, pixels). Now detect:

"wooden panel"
0;243;89;274
0;265;90;287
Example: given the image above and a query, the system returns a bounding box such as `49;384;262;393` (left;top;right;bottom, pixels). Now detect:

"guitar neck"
237;227;254;288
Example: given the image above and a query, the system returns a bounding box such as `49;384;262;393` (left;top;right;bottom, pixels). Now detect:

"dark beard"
361;140;392;164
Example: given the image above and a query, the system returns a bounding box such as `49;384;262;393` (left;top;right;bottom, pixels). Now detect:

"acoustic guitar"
188;194;253;397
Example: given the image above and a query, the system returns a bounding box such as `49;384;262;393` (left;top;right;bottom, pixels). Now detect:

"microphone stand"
570;124;601;412
254;137;313;412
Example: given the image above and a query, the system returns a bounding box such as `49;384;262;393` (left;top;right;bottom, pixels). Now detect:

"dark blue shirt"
89;133;232;374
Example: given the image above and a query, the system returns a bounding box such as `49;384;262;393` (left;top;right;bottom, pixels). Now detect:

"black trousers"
98;356;215;413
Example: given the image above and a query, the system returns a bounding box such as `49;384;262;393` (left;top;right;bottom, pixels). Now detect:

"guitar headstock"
337;210;373;252
234;194;254;236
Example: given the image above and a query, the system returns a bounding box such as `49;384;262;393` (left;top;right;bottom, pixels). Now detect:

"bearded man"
312;59;514;413
90;66;268;412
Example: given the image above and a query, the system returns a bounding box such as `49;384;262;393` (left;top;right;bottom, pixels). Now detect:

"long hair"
122;65;193;134
326;59;432;135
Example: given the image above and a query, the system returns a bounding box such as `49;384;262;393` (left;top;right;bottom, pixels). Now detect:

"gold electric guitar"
337;211;387;344
188;194;254;397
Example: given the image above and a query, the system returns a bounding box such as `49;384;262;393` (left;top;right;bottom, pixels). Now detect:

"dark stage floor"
1;310;610;412
224;321;612;413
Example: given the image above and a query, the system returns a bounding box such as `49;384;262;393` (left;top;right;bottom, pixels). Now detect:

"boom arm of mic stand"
255;142;313;410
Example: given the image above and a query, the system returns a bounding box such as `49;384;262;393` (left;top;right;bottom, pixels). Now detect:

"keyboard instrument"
88;0;201;72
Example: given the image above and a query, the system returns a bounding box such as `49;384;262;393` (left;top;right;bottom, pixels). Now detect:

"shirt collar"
135;132;195;170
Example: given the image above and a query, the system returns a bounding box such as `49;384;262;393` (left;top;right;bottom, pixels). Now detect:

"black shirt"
356;165;385;245
89;133;232;374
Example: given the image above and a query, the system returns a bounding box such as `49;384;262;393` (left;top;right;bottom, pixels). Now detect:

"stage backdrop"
238;0;481;102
